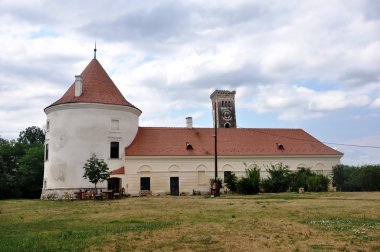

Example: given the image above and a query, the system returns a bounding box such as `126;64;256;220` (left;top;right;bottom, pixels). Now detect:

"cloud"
240;85;371;120
1;0;380;165
371;97;380;108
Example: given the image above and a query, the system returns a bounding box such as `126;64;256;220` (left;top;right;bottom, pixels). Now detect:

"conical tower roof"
46;59;140;111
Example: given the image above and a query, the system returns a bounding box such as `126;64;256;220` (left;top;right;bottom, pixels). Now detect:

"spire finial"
94;42;97;59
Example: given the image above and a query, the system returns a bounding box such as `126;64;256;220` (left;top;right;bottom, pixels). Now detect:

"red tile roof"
110;166;125;175
46;59;140;111
125;127;343;157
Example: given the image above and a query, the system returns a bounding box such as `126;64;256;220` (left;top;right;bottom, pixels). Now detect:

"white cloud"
371;97;380;108
240;85;371;120
0;0;380;165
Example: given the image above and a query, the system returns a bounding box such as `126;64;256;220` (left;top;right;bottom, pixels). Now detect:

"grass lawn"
0;192;379;251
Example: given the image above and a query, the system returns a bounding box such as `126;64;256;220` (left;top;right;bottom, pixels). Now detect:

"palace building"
41;56;342;198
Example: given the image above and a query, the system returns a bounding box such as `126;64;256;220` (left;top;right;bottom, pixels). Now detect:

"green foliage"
307;174;329;192
288;167;330;192
333;164;380;191
0;127;45;199
18;145;44;198
237;164;260;194
262;163;291;193
224;172;238;192
17;126;45;144
289;167;314;192
83;154;110;190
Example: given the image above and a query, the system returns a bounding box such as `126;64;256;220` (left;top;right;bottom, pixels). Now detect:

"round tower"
41;58;141;199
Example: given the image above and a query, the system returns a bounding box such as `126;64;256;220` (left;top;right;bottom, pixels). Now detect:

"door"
107;177;121;193
170;177;179;196
140;177;150;191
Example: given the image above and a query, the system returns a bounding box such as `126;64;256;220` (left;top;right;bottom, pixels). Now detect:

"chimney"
186;117;193;128
74;75;83;97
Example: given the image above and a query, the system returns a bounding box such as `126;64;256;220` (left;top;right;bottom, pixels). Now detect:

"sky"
0;0;379;165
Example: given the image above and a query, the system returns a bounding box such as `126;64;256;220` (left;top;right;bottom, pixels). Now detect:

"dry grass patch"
0;192;379;251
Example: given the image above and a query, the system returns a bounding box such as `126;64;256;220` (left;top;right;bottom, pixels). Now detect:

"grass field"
0;192;379;252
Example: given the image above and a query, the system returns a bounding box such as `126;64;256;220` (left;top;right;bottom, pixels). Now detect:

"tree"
0;127;45;199
18;126;45;145
83;154;109;191
18;145;44;198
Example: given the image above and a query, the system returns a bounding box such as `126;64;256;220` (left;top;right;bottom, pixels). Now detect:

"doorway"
140;177;150;191
170;177;179;196
108;177;121;193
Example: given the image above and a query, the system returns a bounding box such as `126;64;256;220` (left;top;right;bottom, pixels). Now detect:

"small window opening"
45;144;49;161
186;142;193;150
111;119;119;131
224;122;231;128
110;142;119;158
276;143;285;150
46;120;50;131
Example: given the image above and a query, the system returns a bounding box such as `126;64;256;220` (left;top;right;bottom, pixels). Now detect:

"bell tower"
210;90;237;128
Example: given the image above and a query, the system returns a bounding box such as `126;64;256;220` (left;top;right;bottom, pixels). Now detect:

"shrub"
289;167;314;192
262;163;291;193
224;172;238;192
237;165;260;194
307;174;329;192
210;177;223;188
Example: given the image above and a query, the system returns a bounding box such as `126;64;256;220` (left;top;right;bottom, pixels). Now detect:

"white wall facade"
120;155;341;196
41;103;140;198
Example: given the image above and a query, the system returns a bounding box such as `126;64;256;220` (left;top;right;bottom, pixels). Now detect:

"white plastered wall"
42;103;140;197
120;155;341;195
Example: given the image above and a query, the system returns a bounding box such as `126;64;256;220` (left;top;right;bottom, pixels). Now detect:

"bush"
210;177;223;188
224;172;238;192
262;163;291;193
289;167;314;192
307;174;329;192
237;165;260;194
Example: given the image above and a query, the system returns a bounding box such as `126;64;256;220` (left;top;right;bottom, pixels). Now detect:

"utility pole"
214;101;218;180
212;101;219;197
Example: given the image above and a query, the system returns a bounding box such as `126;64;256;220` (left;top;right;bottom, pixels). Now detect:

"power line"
250;129;380;149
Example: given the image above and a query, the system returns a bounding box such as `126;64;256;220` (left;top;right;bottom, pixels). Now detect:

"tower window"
111;119;119;131
46;120;50;132
224;122;231;128
110;142;119;158
45;144;49;161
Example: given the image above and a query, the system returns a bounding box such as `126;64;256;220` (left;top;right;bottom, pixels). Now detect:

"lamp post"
213;101;219;197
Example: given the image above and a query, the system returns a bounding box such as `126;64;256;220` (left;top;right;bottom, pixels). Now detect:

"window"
198;171;206;185
224;171;232;180
45;144;49;161
46;120;50;132
110;142;119;159
111;119;119;131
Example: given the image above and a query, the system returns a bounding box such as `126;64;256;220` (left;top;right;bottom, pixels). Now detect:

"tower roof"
46;59;140;111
